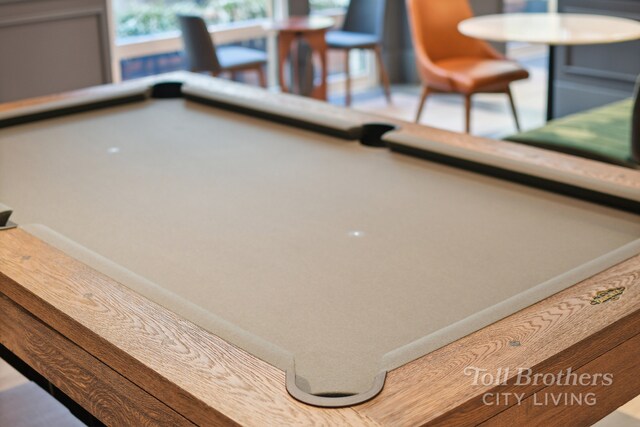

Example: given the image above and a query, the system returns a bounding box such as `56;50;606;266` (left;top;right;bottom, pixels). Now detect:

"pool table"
0;72;639;426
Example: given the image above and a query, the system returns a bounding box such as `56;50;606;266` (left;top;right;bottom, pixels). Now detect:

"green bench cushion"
506;99;636;168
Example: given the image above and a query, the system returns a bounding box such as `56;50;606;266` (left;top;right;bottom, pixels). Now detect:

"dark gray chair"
325;0;391;106
178;15;267;87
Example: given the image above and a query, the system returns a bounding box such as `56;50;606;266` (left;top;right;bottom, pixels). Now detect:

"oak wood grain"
0;228;375;426
0;293;195;427
479;332;640;427
1;223;639;425
357;255;640;426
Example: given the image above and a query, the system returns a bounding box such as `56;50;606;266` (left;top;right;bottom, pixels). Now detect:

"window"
111;0;370;89
112;0;269;80
113;0;268;40
504;0;550;13
309;0;349;12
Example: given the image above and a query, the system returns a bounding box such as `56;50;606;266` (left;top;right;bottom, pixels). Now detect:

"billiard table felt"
1;97;640;401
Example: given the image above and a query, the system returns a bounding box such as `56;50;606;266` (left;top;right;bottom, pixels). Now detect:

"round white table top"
458;13;640;45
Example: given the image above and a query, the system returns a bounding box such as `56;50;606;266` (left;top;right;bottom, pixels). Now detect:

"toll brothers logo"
464;367;613;406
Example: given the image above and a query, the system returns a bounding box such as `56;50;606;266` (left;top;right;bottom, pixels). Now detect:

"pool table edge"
478;331;640;427
1;73;640;425
1;71;639;193
1;219;639;426
0;293;200;427
0;228;375;426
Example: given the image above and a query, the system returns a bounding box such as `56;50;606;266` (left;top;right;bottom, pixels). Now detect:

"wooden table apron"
1;72;640;426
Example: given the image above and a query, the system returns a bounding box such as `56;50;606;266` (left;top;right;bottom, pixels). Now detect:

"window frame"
108;0;377;94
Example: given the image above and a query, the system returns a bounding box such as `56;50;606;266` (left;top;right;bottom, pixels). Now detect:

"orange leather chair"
406;0;529;133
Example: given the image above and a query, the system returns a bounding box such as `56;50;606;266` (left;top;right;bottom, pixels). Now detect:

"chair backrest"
342;0;386;39
406;0;493;62
178;15;221;74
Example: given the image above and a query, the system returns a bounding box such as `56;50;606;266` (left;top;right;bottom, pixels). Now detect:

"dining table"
458;13;640;120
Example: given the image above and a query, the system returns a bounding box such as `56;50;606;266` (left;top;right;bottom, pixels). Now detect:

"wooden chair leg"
345;49;352;106
506;87;521;132
464;94;472;133
374;45;392;104
415;85;431;123
257;66;267;88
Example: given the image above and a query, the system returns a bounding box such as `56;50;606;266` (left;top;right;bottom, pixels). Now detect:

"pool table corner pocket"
150;81;185;99
0;203;17;231
285;367;386;408
359;123;398;148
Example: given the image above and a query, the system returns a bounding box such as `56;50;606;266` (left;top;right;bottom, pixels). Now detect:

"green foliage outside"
116;0;266;38
116;0;348;39
309;0;349;10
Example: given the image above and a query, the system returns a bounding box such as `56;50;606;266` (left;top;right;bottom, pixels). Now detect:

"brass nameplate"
590;287;625;305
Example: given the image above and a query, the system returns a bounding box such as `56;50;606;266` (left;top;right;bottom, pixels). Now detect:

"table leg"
277;32;296;94
303;31;328;101
546;45;556;121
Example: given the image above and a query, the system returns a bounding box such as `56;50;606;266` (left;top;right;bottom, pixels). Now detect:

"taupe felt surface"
1;98;639;397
